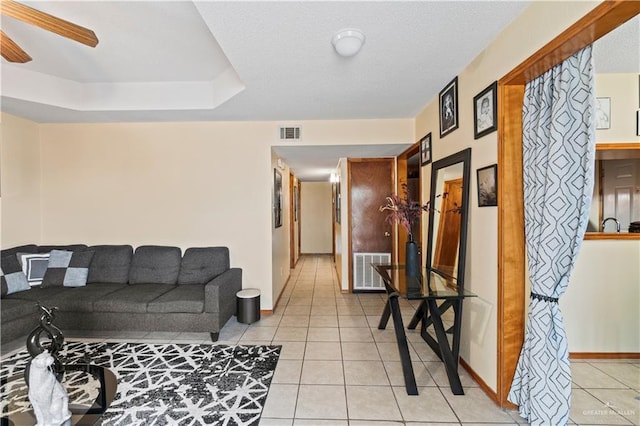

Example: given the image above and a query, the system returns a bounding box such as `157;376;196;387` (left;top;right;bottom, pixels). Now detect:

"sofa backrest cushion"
37;244;88;253
178;247;230;285
129;245;181;285
87;245;133;284
1;245;38;261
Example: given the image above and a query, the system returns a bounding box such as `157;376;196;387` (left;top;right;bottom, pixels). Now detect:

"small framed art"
274;169;283;228
420;132;432;166
439;77;459;138
595;97;611;129
473;81;497;139
477;164;497;207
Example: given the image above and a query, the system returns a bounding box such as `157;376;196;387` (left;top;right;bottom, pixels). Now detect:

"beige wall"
300;182;332;254
595;73;640;143
271;152;290;310
414;1;601;392
562;240;640;352
2;116;412;313
1;113;41;247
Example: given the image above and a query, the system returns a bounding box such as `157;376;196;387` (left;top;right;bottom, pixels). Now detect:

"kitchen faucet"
602;217;620;233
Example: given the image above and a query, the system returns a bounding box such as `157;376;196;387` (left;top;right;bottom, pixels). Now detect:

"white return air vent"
279;126;301;141
353;252;391;291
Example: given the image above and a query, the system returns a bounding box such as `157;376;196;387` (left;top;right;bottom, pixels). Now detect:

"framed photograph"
595;97;611;129
439;76;459;138
473;81;497;139
335;179;341;224
274;169;283;228
477;164;497;207
637;110;640;136
420;132;432;166
294;185;299;222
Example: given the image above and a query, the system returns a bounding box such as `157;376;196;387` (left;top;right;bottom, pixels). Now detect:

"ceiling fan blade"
1;30;31;62
1;0;98;47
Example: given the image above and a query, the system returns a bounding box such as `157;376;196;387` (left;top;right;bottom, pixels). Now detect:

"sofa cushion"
147;285;205;313
42;250;95;288
17;253;51;286
4;286;67;305
47;283;126;312
0;298;39;323
93;283;175;313
178;247;229;285
1;253;30;296
129;246;181;285
87;245;133;284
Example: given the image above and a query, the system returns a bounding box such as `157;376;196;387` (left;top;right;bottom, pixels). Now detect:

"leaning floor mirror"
425;148;471;291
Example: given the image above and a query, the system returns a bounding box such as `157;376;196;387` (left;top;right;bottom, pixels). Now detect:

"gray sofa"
1;244;242;345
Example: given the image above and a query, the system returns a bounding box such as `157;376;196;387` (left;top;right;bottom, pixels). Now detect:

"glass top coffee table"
372;264;476;396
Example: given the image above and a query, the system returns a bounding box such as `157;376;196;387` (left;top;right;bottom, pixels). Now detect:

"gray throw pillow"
17;252;51;286
0;254;30;295
42;250;95;288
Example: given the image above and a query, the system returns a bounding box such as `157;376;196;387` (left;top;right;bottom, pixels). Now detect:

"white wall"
0;113;41;247
271;152;291;311
414;0;601;392
595;73;640;143
1;115;412;312
300;182;332;254
562;240;640;352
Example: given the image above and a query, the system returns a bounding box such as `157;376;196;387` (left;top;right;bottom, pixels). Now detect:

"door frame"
347;157;396;292
396;143;421;266
496;1;640;407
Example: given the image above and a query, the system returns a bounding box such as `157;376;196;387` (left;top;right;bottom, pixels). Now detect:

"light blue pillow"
17;252;50;286
0;266;30;294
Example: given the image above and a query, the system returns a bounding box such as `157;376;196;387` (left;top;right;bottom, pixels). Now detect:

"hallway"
225;254;639;425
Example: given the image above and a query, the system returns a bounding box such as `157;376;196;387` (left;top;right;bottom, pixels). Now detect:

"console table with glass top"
373;264;476;396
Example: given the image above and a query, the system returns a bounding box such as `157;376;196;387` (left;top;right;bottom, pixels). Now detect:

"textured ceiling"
1;2;637;181
1;0;531;123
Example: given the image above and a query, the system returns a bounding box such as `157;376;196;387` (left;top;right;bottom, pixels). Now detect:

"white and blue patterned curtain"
508;46;595;425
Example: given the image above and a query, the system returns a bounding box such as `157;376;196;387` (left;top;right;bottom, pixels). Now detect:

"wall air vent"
279;126;301;141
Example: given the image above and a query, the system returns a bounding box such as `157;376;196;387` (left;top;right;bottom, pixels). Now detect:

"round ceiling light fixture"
332;28;365;57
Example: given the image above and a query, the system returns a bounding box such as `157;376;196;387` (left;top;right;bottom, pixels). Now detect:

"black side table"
373;264;476;395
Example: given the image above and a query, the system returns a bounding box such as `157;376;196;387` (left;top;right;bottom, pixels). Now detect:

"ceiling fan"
0;0;98;63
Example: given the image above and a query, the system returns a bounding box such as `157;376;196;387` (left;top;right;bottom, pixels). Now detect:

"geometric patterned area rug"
1;341;281;425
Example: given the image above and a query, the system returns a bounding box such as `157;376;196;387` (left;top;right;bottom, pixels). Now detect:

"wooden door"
349;158;394;291
433;178;463;278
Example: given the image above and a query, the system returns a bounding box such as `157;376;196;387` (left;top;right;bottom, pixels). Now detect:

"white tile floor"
2;254;638;425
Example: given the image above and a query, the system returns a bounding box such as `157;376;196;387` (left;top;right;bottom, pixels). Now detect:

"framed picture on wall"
420;132;432;166
473;81;497;139
595;97;611;129
294;185;299;222
439;76;459;138
477;164;497;207
335;178;341;224
274;169;283;228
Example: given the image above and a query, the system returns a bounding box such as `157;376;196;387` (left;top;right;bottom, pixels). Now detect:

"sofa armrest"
204;268;242;321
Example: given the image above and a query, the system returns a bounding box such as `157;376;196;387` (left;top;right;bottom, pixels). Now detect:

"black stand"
374;265;469;396
378;287;418;395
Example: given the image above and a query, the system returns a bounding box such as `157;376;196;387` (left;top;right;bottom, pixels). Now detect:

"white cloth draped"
508;45;595;425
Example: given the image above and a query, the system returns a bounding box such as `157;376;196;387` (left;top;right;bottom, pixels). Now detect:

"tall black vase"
405;236;420;278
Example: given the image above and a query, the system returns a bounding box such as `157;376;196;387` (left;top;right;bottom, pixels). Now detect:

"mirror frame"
425;148;472;290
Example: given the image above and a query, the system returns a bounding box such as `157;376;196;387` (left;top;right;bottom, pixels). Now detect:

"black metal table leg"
378;298;392;330
426;299;464;395
389;293;418;395
407;300;427;329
